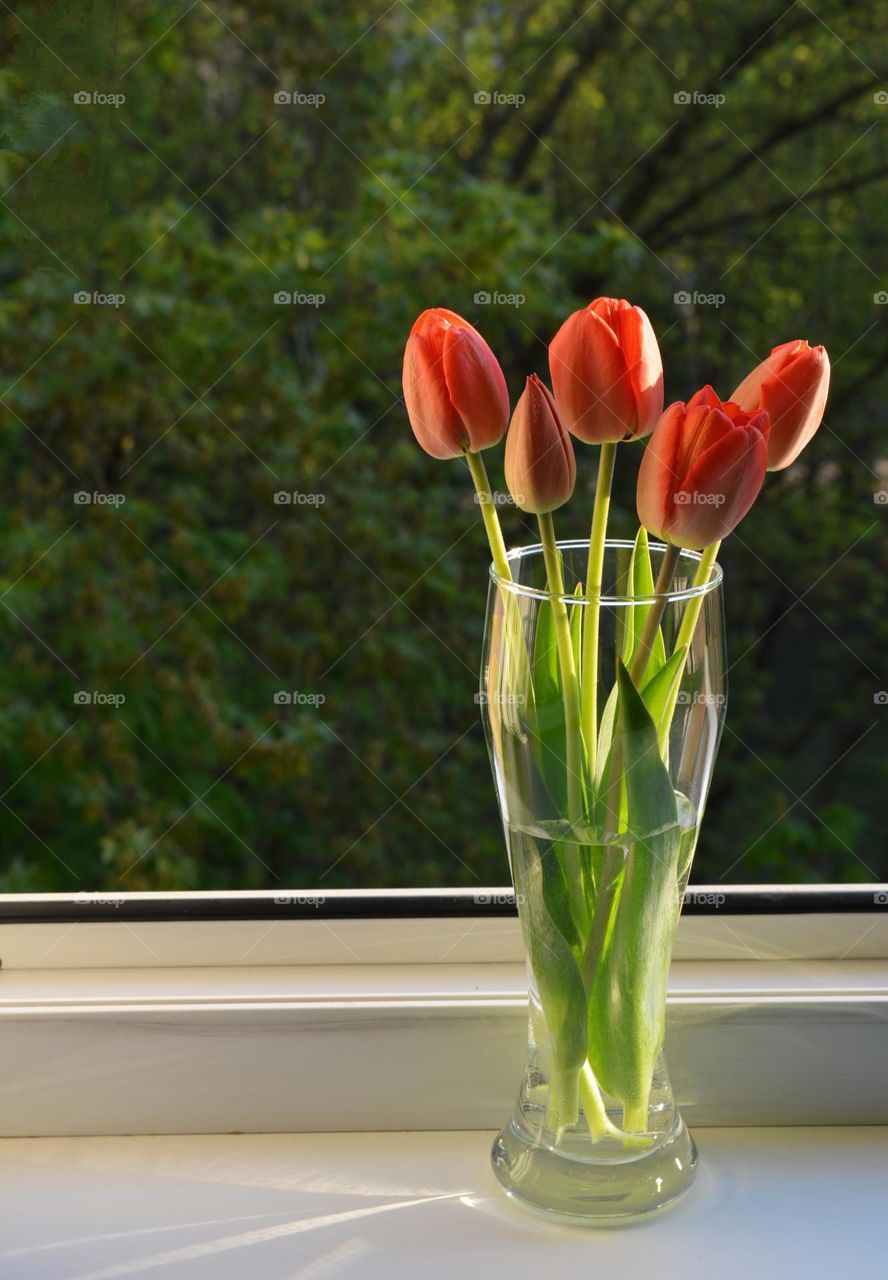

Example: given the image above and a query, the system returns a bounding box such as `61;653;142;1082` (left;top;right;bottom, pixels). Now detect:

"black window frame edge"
0;885;885;924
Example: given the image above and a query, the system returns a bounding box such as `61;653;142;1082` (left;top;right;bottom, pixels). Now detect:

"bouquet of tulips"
402;301;829;1140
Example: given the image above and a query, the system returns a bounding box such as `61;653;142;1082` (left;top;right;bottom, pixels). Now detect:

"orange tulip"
732;339;830;470
402;308;509;459
636;386;769;550
505;375;576;515
549;297;663;444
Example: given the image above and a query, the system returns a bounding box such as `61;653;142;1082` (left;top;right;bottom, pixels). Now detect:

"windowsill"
3;957;887;1134
1;1128;885;1277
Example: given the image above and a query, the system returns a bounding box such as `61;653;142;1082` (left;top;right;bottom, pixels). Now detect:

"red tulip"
636;386;769;549
402;308;509;459
549;297;663;444
505;375;576;514
732;339;830;471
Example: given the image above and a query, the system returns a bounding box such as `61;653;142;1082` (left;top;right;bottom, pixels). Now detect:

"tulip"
402;308;509;459
636;385;769;550
505;375;576;515
731;339;830;470
549;297;664;444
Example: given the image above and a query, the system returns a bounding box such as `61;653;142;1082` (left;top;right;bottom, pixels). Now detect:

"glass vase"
480;538;725;1221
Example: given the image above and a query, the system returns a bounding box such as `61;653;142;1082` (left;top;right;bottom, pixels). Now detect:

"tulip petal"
636;401;687;539
614;305;664;439
549;309;638;443
402;328;466;459
442;323;510;451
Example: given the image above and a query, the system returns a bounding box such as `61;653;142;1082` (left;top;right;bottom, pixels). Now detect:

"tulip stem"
465;450;512;582
674;541;720;653
629;542;680;685
658;540;722;735
582;441;618;774
538;511;583;826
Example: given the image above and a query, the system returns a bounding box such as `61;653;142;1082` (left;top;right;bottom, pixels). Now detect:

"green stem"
658;540;721;767
538;511;583;826
465;450;511;581
578;1062;654;1149
629;541;680;685
674;540;720;653
581;442;618;774
546;1064;580;1134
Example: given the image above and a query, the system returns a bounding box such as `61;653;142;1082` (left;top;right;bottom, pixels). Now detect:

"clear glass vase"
480;538;725;1221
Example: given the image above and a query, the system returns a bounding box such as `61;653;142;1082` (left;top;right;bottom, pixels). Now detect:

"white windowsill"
1;1128;885;1279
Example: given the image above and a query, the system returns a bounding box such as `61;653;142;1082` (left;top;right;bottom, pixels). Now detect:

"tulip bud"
636;385;769;550
505;375;576;515
732;339;829;471
549;296;664;444
402;308;510;459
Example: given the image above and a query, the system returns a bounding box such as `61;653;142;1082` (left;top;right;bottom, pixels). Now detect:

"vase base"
491;1112;698;1223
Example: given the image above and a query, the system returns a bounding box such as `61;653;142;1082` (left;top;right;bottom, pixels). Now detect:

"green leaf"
584;662;683;1116
522;839;588;1078
640;644;689;756
529;599;567;813
622;527;666;685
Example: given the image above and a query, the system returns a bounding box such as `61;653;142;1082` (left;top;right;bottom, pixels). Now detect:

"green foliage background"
0;0;886;891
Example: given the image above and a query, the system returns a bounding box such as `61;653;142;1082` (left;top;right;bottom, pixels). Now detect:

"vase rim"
489;538;723;607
